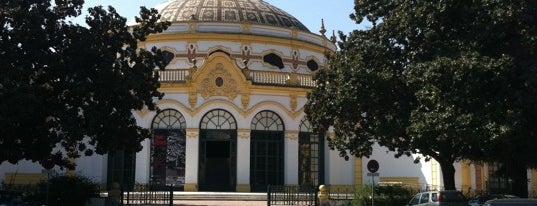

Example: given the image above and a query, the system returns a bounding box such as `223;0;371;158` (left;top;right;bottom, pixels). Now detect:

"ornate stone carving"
291;50;299;70
285;131;299;141
241;45;251;65
188;91;197;108
285;72;300;86
199;63;239;100
289;94;297;111
187;43;197;63
186;128;199;139
241;93;250;110
237;129;250;139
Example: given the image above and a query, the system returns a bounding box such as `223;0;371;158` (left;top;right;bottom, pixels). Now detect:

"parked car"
483;198;537;205
407;190;467;206
468;194;519;206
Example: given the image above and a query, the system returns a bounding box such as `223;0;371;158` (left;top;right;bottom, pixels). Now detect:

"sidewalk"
174;200;266;206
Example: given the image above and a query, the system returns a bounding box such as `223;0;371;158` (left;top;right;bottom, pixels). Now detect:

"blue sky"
75;0;365;36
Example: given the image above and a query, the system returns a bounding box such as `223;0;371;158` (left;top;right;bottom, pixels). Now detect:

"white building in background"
2;0;536;195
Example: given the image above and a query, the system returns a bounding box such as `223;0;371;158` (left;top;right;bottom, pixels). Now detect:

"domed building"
89;0;537;195
110;0;340;192
4;0;537;197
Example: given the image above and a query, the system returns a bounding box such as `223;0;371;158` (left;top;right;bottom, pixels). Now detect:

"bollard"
318;185;329;206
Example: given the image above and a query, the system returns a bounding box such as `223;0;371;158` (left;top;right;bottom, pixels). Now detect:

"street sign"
367;159;379;173
366;160;380;206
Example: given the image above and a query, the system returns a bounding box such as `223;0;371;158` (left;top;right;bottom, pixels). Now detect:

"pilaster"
354;157;362;187
461;160;471;195
285;130;299;185
185;128;199;191
236;129;251;191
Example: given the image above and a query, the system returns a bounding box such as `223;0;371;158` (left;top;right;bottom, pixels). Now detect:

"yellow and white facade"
2;0;537;196
129;0;338;192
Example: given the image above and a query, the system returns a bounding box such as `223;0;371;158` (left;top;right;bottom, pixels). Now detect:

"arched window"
152;109;186;130
150;109;187;190
250;110;285;192
200;109;237;130
250;110;284;131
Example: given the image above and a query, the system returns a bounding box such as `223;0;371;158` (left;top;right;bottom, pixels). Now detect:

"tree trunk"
507;160;528;198
438;160;456;190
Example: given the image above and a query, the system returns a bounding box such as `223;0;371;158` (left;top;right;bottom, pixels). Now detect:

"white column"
236;129;251;192
185;128;199;191
135;138;151;184
285;130;299;185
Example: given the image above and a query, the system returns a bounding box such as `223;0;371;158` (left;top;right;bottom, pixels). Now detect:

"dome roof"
158;0;310;32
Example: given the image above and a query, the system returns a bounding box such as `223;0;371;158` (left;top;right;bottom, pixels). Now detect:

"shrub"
30;175;99;206
352;185;414;206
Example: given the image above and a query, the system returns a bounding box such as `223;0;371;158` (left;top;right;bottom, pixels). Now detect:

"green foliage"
352;185;414;206
0;1;170;169
31;175;100;206
306;0;537;193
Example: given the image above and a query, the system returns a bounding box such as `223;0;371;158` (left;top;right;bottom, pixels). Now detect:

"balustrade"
156;69;315;87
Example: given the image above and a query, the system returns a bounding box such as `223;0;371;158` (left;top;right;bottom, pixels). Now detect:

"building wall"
362;144;434;190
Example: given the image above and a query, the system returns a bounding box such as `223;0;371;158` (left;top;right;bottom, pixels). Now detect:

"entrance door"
199;130;236;191
198;109;237;192
250;131;284;192
201;139;233;191
249;110;285;192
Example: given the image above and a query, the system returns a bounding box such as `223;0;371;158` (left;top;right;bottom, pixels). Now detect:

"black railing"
120;185;173;206
267;185;318;206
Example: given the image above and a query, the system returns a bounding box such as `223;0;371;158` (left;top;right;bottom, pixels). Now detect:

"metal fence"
120;185;173;206
267;185;318;206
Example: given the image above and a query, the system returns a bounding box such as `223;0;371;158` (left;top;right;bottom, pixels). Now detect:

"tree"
0;0;170;169
306;0;537;195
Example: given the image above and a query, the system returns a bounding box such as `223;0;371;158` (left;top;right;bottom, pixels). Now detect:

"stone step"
172;192;267;201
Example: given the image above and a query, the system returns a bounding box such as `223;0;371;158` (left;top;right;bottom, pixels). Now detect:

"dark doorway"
250;131;284;192
199;130;236;191
204;140;231;191
250;110;285;192
198;109;237;192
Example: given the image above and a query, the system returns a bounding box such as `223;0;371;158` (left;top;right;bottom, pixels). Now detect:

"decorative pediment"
199;63;239;99
190;52;251;104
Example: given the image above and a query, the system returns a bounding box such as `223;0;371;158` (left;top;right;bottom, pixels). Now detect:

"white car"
407;190;467;206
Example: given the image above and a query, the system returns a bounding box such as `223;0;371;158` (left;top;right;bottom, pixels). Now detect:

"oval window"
307;60;319;71
215;77;224;87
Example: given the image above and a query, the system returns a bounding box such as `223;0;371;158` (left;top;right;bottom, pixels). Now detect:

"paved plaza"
174;200;266;206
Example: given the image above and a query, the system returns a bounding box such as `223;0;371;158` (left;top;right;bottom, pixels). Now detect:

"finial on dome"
319;19;326;36
330;30;337;43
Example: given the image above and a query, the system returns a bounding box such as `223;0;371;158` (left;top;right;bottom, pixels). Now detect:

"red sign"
367;159;379;173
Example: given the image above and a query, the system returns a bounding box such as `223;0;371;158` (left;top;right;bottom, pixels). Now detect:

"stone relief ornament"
199;63;238;100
